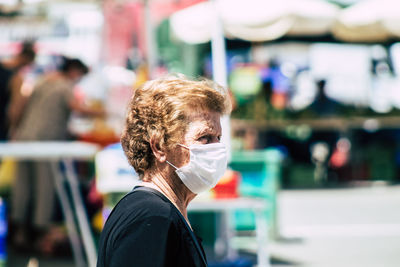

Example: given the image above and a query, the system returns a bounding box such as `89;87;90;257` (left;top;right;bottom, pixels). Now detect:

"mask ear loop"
166;160;179;170
166;144;190;170
178;144;190;150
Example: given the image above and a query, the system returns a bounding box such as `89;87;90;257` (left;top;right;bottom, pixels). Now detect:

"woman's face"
169;110;222;168
184;111;222;146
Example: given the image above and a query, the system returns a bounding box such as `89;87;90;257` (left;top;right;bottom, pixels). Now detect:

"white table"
189;197;271;267
0;141;100;267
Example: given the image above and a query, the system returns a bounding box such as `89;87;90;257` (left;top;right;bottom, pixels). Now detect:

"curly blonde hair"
121;74;231;177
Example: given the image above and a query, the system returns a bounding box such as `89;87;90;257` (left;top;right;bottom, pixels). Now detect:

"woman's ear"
150;137;166;163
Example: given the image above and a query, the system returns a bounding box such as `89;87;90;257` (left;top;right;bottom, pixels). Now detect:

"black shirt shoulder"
97;187;207;267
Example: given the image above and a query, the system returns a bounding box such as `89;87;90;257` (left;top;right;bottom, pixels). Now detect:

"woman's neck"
141;171;195;224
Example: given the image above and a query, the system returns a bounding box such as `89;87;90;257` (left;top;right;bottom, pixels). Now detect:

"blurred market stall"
170;0;340;44
2;1;400;266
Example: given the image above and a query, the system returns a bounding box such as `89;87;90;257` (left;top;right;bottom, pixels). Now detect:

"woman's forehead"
185;112;221;135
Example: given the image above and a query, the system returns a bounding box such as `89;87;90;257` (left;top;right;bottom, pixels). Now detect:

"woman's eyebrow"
195;125;214;134
195;128;211;137
196;126;221;137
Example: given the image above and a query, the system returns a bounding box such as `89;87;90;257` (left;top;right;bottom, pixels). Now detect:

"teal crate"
287;163;316;188
229;149;283;238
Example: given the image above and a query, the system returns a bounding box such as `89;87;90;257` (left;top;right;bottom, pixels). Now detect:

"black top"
97;186;207;267
0;63;14;140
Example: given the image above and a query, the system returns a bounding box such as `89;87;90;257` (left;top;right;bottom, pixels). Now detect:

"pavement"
267;183;400;267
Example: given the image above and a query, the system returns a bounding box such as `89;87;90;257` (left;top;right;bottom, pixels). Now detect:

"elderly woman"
97;74;231;267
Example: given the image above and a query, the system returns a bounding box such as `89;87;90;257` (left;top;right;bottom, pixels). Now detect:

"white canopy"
332;0;400;42
170;0;340;44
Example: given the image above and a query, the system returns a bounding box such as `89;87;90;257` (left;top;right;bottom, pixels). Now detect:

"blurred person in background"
10;57;105;255
309;79;344;117
97;74;231;267
0;41;36;140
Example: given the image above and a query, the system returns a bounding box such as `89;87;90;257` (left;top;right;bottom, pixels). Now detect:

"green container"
229;149;283;238
188;212;216;246
287;163;316;188
366;145;396;182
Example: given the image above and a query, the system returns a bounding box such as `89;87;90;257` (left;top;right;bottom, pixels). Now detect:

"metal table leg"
63;159;97;267
255;208;270;267
51;162;86;267
222;210;237;260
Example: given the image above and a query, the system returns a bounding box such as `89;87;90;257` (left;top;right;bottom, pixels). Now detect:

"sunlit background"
1;0;400;266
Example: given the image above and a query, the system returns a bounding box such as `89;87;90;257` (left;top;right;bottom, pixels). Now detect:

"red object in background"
329;148;348;168
329;137;351;169
102;0;206;67
103;0;142;66
79;133;120;148
271;91;287;110
213;169;240;199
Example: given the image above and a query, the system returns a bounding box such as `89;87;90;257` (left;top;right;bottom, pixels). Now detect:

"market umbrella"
219;0;339;41
217;0;295;42
286;0;340;36
170;0;340;44
169;1;215;44
332;0;400;42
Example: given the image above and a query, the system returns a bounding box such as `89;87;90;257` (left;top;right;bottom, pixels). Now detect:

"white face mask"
166;143;228;194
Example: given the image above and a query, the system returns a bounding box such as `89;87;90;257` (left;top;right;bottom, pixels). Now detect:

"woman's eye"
198;135;221;143
199;135;212;143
